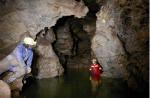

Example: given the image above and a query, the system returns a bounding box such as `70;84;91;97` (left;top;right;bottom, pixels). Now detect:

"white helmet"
23;37;37;45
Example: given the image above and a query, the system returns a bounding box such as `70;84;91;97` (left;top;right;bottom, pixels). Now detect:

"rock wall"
35;29;64;79
92;0;127;78
93;0;148;90
35;43;64;79
117;0;149;90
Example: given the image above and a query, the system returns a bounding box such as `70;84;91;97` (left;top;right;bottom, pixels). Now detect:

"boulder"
0;80;11;98
1;72;23;91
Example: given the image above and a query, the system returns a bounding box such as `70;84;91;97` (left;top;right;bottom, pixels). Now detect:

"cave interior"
0;0;149;98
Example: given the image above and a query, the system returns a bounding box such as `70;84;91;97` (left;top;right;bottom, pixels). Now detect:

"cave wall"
0;0;88;50
93;0;148;89
92;0;127;78
117;0;149;89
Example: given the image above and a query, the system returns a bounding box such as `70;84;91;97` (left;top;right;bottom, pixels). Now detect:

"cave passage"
52;16;92;71
0;0;148;97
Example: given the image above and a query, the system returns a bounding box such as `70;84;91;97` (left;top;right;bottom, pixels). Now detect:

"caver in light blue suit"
0;42;33;83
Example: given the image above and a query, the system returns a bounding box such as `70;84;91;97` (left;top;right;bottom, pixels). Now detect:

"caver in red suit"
89;59;103;81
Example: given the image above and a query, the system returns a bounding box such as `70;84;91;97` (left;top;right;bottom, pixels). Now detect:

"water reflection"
90;76;102;94
12;69;147;98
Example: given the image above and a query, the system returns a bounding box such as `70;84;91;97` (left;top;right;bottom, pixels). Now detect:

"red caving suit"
90;64;103;80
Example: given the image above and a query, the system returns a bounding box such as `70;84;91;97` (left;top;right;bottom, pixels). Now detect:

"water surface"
15;69;144;98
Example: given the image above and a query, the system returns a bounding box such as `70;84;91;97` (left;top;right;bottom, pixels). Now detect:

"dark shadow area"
52;16;92;73
31;50;39;77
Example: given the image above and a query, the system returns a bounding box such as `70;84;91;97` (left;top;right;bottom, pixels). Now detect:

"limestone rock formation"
93;0;148;91
0;80;11;98
36;43;64;79
35;30;64;79
91;1;127;78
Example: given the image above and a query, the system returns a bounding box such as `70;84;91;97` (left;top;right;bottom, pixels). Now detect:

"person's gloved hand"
6;77;16;83
25;67;31;74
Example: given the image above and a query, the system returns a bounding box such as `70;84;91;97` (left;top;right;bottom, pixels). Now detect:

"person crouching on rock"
89;59;103;93
0;37;36;83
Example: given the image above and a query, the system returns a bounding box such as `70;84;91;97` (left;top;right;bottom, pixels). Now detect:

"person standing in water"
89;59;103;93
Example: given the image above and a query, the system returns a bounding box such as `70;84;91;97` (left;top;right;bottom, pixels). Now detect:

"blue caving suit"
0;43;33;83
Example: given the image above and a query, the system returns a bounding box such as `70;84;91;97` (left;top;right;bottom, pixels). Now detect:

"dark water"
15;69;147;98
